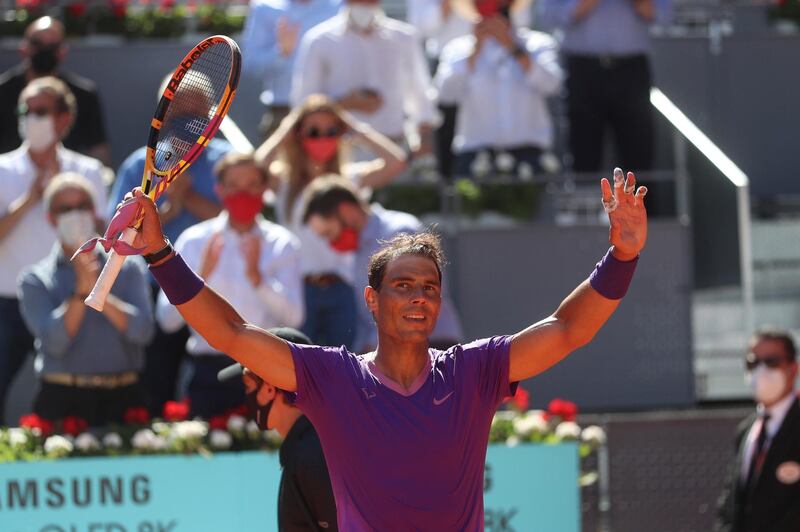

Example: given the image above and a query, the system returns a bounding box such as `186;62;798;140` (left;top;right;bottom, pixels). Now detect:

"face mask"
245;389;274;431
30;45;60;74
476;0;500;18
56;210;96;248
348;4;380;30
19;114;57;152
302;137;339;164
746;365;787;405
223;191;263;226
330;226;359;253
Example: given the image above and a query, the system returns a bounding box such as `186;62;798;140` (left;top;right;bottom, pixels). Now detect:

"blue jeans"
0;297;34;426
301;279;356;350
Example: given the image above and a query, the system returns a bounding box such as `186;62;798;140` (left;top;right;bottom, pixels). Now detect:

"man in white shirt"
291;0;439;158
435;0;562;178
0;76;107;425
716;329;800;532
155;153;303;419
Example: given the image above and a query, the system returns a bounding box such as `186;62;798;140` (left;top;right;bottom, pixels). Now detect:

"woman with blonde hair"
255;93;406;349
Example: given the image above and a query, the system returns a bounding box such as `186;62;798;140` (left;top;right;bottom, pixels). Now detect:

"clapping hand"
600;168;648;261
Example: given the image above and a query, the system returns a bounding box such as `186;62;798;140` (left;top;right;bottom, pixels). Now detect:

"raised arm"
509;169;648;382
129;189;297;391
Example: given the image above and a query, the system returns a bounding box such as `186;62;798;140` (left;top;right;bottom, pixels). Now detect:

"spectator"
291;0;439;159
0;76;107;426
107;74;227;417
301;176;463;352
17;173;153;427
155;153;303;419
715;328;800;532
217;327;338;531
255;94;406;349
537;0;671;173
0;16;111;164
436;0;562;177
241;0;341;138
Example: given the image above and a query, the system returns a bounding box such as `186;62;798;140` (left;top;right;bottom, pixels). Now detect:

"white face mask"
347;4;380;31
19;114;57;152
56;210;96;248
746;365;787;405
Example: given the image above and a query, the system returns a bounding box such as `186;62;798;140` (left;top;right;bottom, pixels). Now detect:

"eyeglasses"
51;202;93;215
18;104;57;118
303;126;341;139
745;352;789;371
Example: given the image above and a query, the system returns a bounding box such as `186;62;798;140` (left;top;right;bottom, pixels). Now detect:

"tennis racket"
84;35;241;311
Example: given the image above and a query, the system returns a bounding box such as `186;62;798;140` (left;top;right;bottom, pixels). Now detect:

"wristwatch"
143;237;174;265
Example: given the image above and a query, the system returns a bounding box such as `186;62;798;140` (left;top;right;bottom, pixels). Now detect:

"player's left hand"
600;168;647;261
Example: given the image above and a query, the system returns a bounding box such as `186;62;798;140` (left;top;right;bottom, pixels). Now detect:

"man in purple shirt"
124;167;648;529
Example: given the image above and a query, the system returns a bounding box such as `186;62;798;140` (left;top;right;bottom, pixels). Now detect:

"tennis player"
125;168;647;530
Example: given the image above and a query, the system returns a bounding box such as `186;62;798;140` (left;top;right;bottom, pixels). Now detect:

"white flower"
74;432;100;452
151;422;170;435
209;430;233;450
132;429;158;450
470;151;492;177
581;425;607;447
8;428;28;447
102;432;123;449
512;411;548;438
505;435;520;447
44;435;74;456
555;421;581;441
227;415;246;432
150;434;167;451
246;420;261;437
495;151;516;173
172;420;208;440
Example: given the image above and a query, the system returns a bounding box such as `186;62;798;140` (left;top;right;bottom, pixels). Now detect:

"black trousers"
188;354;245;419
34;381;147;427
0;297;33;426
566;53;654;173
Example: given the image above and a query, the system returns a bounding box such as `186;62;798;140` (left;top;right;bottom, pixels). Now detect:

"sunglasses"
51;202;93;215
745;352;789;371
18;104;58;118
303;126;341;139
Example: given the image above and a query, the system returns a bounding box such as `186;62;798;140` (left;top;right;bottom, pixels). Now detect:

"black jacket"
278;415;337;531
715;396;800;532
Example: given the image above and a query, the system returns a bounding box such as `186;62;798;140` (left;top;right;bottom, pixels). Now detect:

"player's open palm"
601;168;648;260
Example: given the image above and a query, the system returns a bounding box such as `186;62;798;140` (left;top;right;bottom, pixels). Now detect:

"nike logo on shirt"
433;391;454;405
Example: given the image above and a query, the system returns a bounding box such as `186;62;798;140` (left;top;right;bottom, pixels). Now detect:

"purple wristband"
149;253;204;305
589;248;638;300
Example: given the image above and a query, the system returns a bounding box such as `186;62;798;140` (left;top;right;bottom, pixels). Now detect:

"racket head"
143;35;242;199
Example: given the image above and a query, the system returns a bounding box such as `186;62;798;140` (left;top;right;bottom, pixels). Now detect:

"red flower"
66;1;87;18
61;416;89;437
19;413;54;436
503;386;530;412
208;415;229;431
110;0;128;17
123;407;150;425
163;399;190;422
227;404;247;417
547;398;578;422
16;0;42;10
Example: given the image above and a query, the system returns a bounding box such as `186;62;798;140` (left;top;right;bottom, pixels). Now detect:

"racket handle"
84;227;138;311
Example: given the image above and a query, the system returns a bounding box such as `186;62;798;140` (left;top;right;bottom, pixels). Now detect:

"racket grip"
84;227;138;311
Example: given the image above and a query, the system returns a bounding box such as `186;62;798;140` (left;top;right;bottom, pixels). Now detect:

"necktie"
746;413;771;490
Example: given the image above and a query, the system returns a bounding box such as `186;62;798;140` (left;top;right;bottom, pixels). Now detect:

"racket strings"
154;41;234;173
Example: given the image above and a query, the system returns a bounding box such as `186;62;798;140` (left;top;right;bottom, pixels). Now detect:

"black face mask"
30;46;60;75
245;387;274;431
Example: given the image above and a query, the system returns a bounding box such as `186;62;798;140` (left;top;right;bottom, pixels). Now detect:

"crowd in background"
0;0;672;429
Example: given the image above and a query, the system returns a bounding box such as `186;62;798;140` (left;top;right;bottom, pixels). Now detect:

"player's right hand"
123;188;168;256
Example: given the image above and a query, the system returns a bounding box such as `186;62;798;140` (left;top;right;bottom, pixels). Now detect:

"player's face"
367;254;442;344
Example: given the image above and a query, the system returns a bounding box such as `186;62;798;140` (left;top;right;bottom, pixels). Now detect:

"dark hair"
750;327;797;362
301;175;365;224
367;231;445;291
213;152;268;184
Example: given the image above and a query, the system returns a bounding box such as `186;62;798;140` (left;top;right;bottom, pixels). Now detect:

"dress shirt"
291;13;439;138
18;245;153;376
740;391;797;480
156;212;304;355
537;0;672;56
107;139;230;244
242;0;341;106
353;204;463;352
274;176;355;281
406;0;531;58
435;30;563;151
0;144;108;297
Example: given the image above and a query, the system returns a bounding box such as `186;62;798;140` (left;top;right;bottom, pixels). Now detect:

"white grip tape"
84;227;138;311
